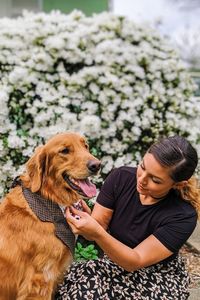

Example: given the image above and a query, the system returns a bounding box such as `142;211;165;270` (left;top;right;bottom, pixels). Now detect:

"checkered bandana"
20;183;75;256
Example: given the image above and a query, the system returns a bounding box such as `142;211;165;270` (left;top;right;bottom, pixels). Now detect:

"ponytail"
177;176;200;219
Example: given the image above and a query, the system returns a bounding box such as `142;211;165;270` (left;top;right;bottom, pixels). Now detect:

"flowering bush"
0;10;199;197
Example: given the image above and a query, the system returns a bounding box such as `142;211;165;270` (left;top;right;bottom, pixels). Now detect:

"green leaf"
86;244;95;251
77;242;83;250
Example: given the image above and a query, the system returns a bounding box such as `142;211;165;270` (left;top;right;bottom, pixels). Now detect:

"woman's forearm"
66;206;140;271
94;226;141;272
66;207;172;271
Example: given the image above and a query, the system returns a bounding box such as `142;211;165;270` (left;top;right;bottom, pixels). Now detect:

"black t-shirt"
97;166;197;256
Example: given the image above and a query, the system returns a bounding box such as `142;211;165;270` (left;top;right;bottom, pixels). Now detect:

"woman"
56;135;200;300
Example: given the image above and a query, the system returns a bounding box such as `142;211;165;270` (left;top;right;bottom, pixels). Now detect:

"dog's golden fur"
0;132;100;300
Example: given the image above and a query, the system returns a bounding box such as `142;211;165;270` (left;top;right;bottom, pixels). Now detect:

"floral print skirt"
55;254;190;300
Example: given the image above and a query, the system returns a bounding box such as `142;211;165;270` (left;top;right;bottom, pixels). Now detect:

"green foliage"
75;242;99;261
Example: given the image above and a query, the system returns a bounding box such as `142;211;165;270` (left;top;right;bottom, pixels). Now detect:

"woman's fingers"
69;206;86;217
66;207;79;224
81;200;92;214
65;208;80;233
65;206;100;240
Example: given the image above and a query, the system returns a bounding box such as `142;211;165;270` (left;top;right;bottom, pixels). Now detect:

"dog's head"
21;132;101;206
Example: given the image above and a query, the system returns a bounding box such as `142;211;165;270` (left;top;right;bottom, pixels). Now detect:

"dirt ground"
180;244;200;289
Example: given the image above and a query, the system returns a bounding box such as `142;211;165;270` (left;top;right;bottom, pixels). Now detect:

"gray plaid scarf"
11;177;75;255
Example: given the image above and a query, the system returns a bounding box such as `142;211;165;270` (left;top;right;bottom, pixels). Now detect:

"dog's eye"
60;147;69;154
85;144;89;149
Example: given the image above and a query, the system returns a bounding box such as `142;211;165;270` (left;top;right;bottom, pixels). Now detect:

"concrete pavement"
188;222;200;299
187;222;200;253
189;289;200;299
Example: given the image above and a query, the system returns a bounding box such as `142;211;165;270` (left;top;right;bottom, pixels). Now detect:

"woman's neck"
139;193;168;205
151;194;168;200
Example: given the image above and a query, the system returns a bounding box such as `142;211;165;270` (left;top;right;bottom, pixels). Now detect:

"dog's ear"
26;146;46;193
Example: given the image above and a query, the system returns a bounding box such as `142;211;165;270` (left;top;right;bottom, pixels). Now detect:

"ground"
180;244;200;289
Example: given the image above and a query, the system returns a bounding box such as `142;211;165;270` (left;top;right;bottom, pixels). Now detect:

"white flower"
101;156;114;174
22;147;34;157
0;10;199;197
80;115;101;138
45;36;65;50
89;83;100;95
9;67;28;84
0;90;9;103
0;185;4;196
0;96;9;117
7;135;25;149
114;156;125;168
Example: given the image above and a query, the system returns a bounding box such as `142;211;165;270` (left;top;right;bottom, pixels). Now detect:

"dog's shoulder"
0;186;36;217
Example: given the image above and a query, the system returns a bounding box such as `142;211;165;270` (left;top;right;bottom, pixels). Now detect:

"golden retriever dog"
0;132;101;300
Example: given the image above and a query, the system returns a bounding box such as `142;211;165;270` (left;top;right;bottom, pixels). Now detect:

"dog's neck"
59;204;66;215
23;186;76;254
11;177;75;254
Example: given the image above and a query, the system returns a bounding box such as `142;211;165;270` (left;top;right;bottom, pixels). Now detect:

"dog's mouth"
63;174;97;198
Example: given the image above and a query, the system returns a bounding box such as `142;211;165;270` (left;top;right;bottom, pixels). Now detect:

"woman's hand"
80;199;91;215
66;206;102;241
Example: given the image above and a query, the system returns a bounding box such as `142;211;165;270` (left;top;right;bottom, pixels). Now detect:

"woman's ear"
26;146;46;192
173;180;188;189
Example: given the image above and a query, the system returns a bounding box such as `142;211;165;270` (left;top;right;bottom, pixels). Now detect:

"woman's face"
136;152;175;199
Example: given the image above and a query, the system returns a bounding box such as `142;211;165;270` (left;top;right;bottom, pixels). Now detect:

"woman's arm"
66;207;173;272
91;202;113;230
95;229;173;271
80;200;113;230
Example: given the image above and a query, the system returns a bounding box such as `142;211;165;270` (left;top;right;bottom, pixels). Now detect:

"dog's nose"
87;160;101;173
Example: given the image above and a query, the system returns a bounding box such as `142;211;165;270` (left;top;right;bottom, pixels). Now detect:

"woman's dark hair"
148;135;200;218
148;135;198;182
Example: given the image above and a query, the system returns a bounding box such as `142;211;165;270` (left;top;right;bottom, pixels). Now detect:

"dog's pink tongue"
78;179;97;198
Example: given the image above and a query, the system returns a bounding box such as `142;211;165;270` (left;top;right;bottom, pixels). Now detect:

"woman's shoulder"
106;166;137;187
166;190;197;218
115;166;137;175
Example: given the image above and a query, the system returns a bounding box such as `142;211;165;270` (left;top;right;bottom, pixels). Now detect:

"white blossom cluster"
0;10;199;197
